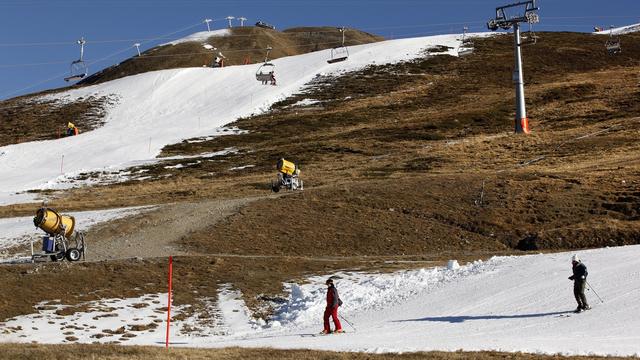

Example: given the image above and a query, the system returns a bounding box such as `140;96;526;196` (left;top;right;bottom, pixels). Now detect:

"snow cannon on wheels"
32;205;86;262
271;158;303;193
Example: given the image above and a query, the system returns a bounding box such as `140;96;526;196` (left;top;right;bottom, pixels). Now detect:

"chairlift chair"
605;26;622;55
256;46;276;84
521;14;539;45
64;37;88;82
256;62;275;82
458;27;475;56
461;27;474;46
327;27;349;64
606;39;622;54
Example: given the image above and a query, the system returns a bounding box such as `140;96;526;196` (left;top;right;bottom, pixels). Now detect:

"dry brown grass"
0;344;629;360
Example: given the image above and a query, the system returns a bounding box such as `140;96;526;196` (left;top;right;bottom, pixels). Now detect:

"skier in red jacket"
322;278;343;334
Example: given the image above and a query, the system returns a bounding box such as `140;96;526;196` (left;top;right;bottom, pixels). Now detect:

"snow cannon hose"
33;207;75;237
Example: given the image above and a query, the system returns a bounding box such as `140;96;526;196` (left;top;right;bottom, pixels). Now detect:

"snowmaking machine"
31;205;86;262
271;158;303;192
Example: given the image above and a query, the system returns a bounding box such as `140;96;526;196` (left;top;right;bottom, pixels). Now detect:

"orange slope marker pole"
165;256;173;348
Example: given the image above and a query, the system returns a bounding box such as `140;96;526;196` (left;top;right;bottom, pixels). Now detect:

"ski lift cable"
0;44;134;99
3;21;588;70
0;20;210;98
0;20;205;48
125;39;374;61
0;16;616;48
0;60;72;68
126;26;472;61
0;35;380;69
0;15;635;48
0;37;362;96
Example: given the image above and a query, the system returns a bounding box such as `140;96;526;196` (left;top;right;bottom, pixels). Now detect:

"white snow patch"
594;23;640;35
229;165;254;171
0;293;173;345
217;285;261;336
289;98;320;107
161;29;231;46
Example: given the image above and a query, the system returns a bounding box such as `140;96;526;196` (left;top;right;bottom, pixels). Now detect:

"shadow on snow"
394;311;573;323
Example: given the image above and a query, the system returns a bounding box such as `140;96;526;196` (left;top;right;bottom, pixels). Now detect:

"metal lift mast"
487;1;540;134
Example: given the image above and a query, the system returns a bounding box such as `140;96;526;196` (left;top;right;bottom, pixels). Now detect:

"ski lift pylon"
64;37;88;82
327;27;349;64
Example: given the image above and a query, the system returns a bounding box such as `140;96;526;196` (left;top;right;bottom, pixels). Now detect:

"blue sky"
0;0;638;100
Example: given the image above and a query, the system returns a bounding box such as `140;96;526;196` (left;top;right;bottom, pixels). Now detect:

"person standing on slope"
568;254;590;313
66;122;79;136
322;278;343;334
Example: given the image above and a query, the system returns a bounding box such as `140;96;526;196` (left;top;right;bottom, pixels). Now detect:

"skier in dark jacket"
569;254;590;313
322;278;343;334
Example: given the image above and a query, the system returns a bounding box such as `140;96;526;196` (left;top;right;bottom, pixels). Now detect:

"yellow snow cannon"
277;158;299;176
32;206;86;262
272;158;303;192
33;207;75;237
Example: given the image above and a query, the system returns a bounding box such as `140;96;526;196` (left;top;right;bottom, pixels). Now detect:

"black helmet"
325;278;334;285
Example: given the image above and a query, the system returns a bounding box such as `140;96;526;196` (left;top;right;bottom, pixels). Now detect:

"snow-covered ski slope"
0;34;467;206
184;246;640;355
1;246;638;356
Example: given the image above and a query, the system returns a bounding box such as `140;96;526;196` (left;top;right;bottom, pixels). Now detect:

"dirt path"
86;196;266;261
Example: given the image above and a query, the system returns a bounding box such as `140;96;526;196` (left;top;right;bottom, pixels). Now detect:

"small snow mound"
447;260;460;270
269;259;500;330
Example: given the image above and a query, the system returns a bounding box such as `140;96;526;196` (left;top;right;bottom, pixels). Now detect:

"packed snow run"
1;246;638;356
0;33;470;206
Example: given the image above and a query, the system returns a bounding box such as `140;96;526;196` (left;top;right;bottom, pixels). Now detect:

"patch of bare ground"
0;344;630;360
86;197;258;261
0;94;115;147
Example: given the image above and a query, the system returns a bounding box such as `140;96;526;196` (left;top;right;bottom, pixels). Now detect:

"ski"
300;331;347;337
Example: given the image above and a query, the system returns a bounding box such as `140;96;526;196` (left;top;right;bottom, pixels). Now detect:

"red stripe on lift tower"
521;117;531;134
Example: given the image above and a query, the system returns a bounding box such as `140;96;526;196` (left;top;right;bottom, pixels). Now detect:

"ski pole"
338;314;356;332
586;280;604;304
